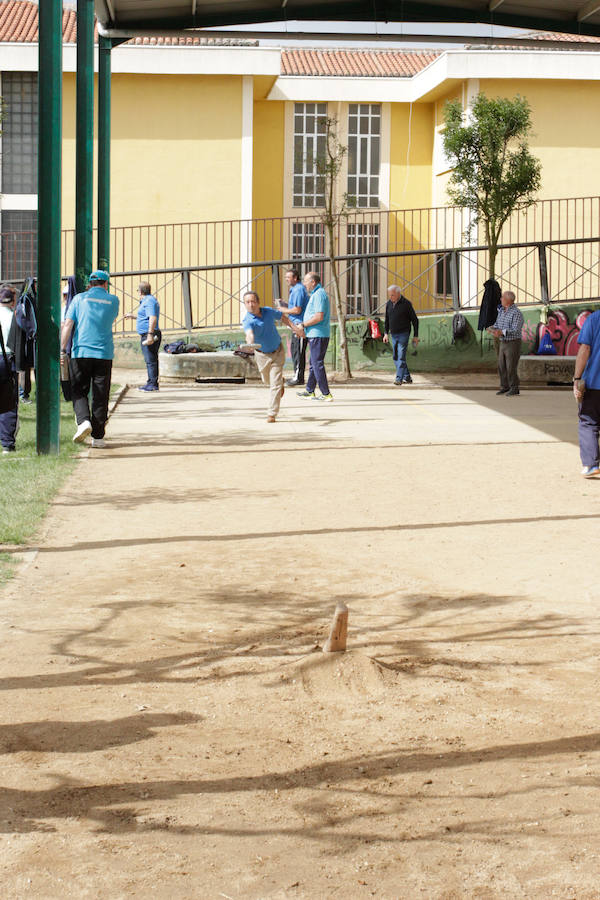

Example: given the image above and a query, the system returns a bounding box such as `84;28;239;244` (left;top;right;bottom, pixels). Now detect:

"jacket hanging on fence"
477;278;502;331
14;277;37;373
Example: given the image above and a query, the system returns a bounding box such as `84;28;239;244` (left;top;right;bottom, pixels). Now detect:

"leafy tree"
303;116;355;379
442;93;542;280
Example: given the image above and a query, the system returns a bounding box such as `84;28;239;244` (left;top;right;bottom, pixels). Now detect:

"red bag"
368;318;382;340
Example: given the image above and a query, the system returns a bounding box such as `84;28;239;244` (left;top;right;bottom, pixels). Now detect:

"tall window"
2;72;38;194
292;222;325;281
293;103;327;208
346;224;379;314
347;104;380;209
1;210;37;280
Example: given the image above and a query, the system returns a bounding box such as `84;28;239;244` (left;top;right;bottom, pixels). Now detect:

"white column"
239;75;253;317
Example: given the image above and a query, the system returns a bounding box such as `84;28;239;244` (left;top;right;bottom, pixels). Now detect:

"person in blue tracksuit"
60;270;119;448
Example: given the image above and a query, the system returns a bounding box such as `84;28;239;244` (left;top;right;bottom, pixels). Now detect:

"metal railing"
2;195;600;325
103;236;600;336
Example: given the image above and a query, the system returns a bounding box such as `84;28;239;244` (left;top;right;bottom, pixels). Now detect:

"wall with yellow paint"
387;103;435;310
479;79;600;202
61;73;244;231
251;99;285;303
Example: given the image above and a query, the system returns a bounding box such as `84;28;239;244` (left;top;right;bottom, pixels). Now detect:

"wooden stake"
323;603;348;653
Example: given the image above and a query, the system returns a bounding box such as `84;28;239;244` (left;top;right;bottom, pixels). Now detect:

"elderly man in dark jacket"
383;285;420;385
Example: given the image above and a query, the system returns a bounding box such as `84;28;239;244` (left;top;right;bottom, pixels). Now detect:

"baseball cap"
89;269;109;283
0;286;15;304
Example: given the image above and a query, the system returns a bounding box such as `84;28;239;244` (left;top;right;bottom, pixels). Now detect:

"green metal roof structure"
95;0;600;38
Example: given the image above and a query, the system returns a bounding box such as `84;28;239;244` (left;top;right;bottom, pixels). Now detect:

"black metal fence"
106;236;600;336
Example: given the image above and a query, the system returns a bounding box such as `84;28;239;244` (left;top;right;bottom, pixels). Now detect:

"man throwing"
242;291;291;423
61;270;119;448
275;268;309;386
382;285;419;385
296;272;333;402
574;310;600;477
487;290;524;396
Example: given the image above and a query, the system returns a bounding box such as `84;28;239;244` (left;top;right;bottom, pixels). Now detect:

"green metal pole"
97;36;111;271
75;0;94;291
36;0;62;455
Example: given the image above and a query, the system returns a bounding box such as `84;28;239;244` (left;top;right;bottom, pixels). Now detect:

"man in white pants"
242;291;293;423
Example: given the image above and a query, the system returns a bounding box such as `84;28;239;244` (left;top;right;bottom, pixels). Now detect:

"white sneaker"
73;420;92;443
91;438;106;449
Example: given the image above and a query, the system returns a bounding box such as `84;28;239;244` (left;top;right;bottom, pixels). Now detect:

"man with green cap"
60;270;119;448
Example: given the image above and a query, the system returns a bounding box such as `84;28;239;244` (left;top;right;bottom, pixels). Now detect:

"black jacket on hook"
478;279;501;331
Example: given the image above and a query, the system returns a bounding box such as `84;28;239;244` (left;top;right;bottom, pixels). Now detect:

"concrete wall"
115;301;599;373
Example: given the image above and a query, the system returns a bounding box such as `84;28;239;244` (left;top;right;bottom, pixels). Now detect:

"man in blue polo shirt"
60;270;119;448
125;281;161;391
574;309;600;476
296;271;333;402
242;291;292;423
275;268;309;386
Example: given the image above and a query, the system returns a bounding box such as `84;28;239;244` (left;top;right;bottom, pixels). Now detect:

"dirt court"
1;375;600;899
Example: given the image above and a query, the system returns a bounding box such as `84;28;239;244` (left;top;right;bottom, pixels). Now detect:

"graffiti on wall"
535;308;593;356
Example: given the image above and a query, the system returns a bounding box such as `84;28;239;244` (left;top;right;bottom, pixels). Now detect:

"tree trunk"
489;242;497;281
326;222;352;380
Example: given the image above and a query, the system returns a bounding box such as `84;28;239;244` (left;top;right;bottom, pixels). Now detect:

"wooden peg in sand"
323;603;348;653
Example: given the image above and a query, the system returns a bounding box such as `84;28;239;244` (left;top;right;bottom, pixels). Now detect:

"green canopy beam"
36;0;62;455
97;36;112;271
76;0;95;292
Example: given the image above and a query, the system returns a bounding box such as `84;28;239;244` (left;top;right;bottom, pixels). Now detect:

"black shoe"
403;377;413;384
286;379;303;387
505;389;520;396
496;388;509;395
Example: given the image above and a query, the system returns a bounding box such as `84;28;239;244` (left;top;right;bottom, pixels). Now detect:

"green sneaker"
297;389;315;398
319;393;334;402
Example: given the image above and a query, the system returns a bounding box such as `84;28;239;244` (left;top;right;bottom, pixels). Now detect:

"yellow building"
2;1;600;319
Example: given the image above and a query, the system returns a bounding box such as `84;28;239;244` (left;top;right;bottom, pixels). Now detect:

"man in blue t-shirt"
275;268;309;387
242;291;292;422
60;270;119;448
574;309;600;476
296;271;333;402
125;281;161;392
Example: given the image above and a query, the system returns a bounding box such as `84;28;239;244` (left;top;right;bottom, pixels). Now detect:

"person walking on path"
60;270;119;448
0;286;19;454
487;290;524;397
573;310;600;477
242;291;291;423
275;268;309;386
296;272;333;402
124;281;161;392
382;285;419;385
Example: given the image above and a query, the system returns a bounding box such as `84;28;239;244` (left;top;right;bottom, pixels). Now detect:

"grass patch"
0;384;122;554
0;551;16;585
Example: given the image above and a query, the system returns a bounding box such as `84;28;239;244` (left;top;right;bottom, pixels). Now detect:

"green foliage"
442;93;542;278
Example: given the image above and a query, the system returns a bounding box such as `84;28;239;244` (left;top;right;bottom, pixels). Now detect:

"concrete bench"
159;349;260;382
518;355;575;384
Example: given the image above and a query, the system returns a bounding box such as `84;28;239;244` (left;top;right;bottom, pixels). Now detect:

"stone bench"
159;350;260;382
518;355;575;384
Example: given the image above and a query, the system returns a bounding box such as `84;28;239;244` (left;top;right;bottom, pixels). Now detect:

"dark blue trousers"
579;387;600;466
306;337;330;395
0;357;18;450
140;330;161;387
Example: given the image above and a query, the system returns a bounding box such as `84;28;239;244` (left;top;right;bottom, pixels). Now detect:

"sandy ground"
1;374;600;899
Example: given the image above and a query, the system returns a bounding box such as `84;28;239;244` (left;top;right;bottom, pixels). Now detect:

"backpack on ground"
452;313;468;343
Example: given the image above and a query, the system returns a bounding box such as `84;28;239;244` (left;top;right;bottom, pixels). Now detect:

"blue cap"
89;269;109;283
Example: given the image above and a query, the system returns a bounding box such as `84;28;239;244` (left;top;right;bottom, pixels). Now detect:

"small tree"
305;117;354;379
442;93;542;281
